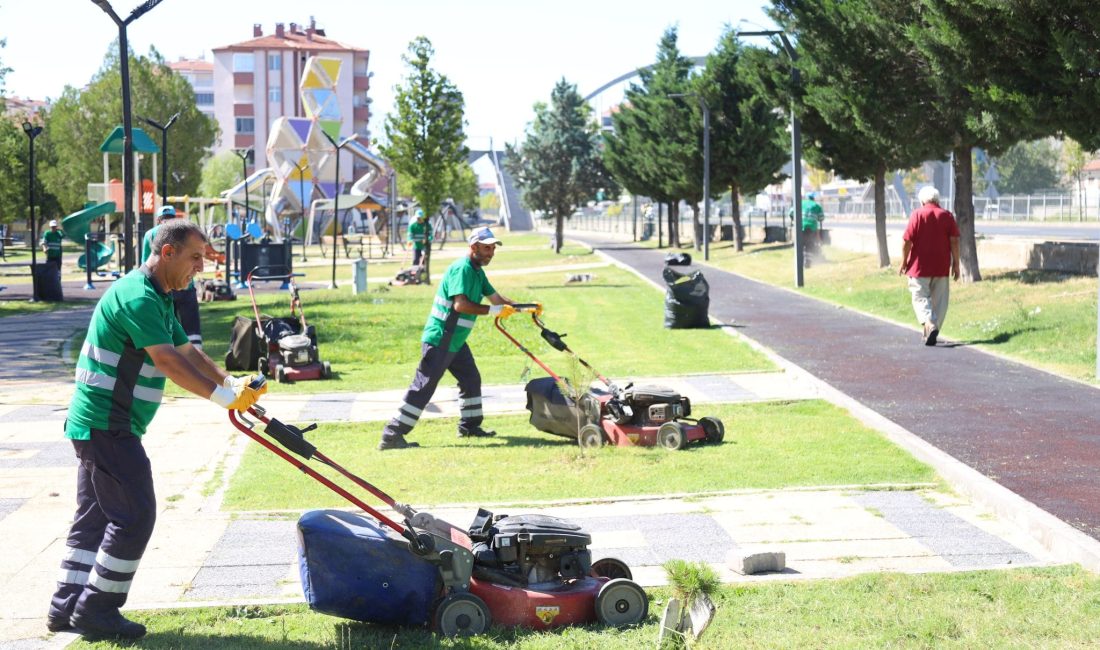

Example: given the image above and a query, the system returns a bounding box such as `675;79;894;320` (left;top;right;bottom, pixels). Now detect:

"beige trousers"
908;276;950;329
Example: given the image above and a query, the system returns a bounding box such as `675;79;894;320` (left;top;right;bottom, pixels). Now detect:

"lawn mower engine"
259;319;330;382
591;384;724;450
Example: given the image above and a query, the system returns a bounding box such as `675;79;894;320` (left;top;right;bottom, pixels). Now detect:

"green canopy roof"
99;126;161;154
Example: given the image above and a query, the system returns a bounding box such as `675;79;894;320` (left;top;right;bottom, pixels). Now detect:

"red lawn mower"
247;269;331;383
498;306;725;450
227;401;648;637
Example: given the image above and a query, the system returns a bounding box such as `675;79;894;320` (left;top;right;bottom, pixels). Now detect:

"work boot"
69;609;147;640
378;434;419;451
927;327;939;346
922;322;934;345
457;426;497;438
46;614;72;632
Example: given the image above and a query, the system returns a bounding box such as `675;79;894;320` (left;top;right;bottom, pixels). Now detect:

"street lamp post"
233;148;251;287
322;131;359;290
89;0;166;272
139;111;180;205
291;159;309;262
738;29;804;287
669;93;711;261
22;121;43;302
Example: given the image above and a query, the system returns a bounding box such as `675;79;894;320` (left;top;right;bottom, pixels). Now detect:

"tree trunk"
554;212;564;254
873;165;890;268
668;202;681;248
730;186;744;252
692;202;701;252
952;145;981;282
424;241;432;285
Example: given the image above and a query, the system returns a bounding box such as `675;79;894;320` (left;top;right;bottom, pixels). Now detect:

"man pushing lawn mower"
378;227;541;450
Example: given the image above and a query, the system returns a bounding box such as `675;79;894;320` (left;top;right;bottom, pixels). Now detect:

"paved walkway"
579;234;1100;542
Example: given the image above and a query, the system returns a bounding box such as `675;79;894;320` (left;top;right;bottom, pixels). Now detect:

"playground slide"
61;201;117;271
222;168;276;215
304;141;388;246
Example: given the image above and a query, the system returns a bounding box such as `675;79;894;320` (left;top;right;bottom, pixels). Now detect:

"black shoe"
378;435;419;451
70;609;147;640
927;328;939;346
46;614;72;632
458;426;497;438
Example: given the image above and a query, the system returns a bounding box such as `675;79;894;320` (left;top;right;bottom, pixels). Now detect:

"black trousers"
172;285;202;348
382;342;484;439
49;429;157;620
412;247;424;266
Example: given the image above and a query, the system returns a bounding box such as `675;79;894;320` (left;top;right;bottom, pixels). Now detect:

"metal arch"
582;56;708;102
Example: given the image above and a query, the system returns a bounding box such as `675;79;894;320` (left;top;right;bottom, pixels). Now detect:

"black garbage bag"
225;316;261;371
664;252;692;266
663;267;710;329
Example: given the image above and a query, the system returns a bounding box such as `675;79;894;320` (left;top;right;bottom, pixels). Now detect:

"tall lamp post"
22;121;43;302
89;0;166;272
291;159;309;261
738;29;804;287
233;148;251;287
139;111;180;205
322;131;359;290
669;93;711;261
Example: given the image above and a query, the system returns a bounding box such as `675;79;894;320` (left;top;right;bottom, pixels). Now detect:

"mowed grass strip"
222;400;934;510
71;566;1100;649
693;240;1098;382
190;263;773;395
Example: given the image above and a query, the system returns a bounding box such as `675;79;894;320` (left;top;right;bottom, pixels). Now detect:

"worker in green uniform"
789;192;826;264
407;208;432;266
46;219;266;640
379;227;540;450
41;219;65;272
142;206;204;349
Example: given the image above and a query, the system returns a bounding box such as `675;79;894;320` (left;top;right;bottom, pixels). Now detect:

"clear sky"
0;0;776;148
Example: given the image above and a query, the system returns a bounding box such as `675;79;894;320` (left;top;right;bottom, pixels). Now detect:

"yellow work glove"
210;375;268;411
489;304;516;319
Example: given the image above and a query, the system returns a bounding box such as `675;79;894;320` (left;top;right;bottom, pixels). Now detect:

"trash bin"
33;262;64;302
663;267;709;329
351;259;367;295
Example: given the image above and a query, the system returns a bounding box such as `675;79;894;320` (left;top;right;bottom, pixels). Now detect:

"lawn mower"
498;306;725;450
227;402;648;637
389;262;428;286
246;268;331;382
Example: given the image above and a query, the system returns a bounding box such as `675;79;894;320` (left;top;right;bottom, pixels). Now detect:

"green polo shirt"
422;256;495;353
65;266;188;439
42;229;64;260
407;220;432;251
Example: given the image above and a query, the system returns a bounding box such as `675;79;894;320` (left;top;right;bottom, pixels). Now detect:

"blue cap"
468;227;502;246
807;192;817;200
415;208;425;219
157;205;177;218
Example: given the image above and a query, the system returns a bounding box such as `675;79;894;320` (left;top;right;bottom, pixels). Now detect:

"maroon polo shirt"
903;203;960;277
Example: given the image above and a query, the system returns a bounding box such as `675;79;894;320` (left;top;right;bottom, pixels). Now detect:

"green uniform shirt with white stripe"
422;256;495;353
42;230;64;260
65;266;188;440
407;220;432;251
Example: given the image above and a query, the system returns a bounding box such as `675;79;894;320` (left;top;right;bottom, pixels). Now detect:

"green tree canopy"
380;36;468;281
506;78;613;253
41;43;217;214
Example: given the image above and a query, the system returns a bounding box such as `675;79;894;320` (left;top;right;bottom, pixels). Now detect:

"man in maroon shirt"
899;186;960;346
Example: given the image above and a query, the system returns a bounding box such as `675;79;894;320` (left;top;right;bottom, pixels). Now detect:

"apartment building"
167;58;215;119
211;18;372;178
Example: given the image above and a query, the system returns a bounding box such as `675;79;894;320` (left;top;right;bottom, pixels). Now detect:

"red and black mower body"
499;307;725;450
227;403;647;637
246;269;331;383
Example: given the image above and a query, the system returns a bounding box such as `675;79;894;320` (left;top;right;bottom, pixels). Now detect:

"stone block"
727;549;786;575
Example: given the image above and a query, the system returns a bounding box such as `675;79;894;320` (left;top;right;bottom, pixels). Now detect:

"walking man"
41;219;65;272
47;219;266;640
899;186;960;346
378;227;536;450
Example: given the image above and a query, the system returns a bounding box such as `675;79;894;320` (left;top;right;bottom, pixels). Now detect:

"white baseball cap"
49;220;59;227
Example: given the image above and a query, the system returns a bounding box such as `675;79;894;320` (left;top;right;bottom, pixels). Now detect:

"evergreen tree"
698;28;788;252
993;139;1061;195
380;37;468;282
42;43;217;212
506;79;612;253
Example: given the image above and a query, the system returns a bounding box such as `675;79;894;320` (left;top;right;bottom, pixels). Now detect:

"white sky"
0;0;775;148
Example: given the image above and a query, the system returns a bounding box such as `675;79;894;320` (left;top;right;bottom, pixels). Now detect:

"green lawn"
663;239;1098;383
222;400;934;510
189;263;773;395
71;566;1100;649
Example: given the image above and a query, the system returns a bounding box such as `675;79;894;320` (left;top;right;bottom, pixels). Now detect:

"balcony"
354;75;371;91
234;134;255;148
234;104;254;116
354;106;369;121
233;72;254;85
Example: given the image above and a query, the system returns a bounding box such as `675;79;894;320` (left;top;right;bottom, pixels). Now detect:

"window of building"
236;117;255;134
268;86;281;104
268;53;281;71
232;53;254;72
195;92;214;106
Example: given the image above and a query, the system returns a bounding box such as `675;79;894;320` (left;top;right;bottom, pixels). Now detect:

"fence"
821;192;1099;222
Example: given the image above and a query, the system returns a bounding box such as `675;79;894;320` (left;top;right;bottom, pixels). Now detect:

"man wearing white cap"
41;219;65;272
379;227;538;450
